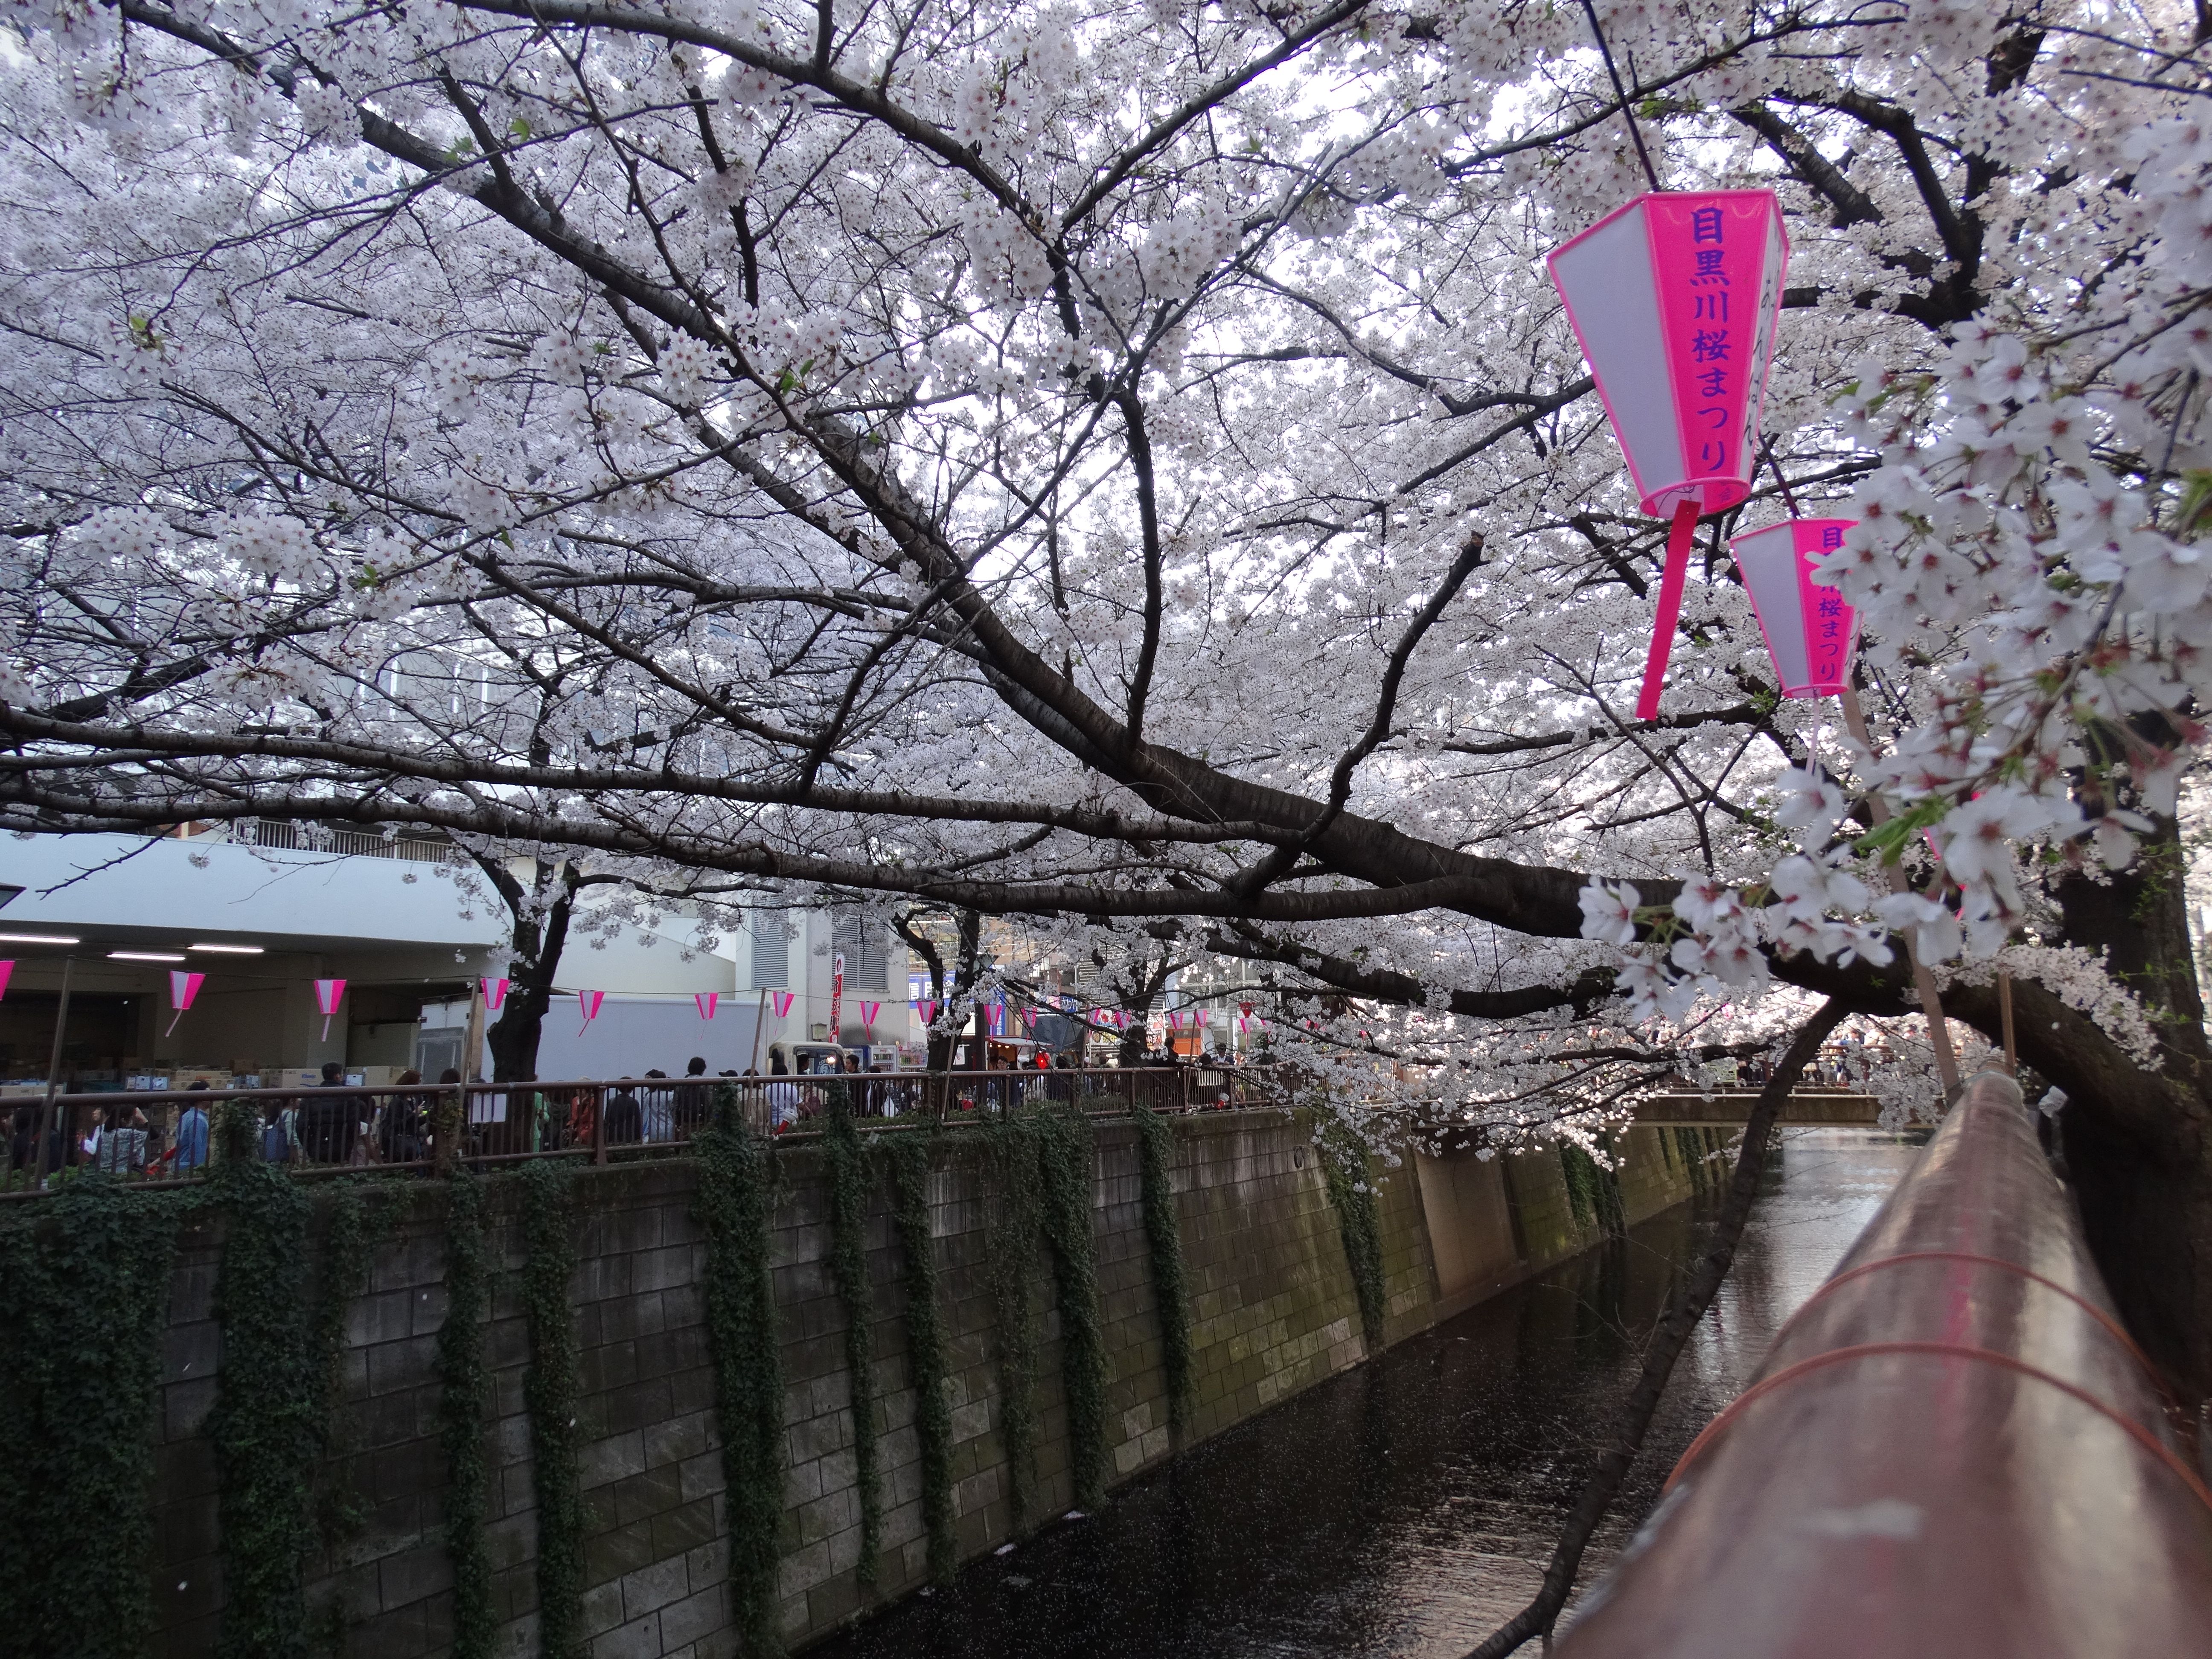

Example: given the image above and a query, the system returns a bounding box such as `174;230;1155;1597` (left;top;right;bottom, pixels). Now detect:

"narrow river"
809;1128;1927;1659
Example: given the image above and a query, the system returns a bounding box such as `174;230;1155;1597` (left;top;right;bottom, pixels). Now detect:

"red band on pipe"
1662;1340;2212;1514
1767;1249;2170;1400
1634;497;1702;720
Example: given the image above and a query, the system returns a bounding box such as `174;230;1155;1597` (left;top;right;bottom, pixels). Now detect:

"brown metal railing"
0;1065;1277;1196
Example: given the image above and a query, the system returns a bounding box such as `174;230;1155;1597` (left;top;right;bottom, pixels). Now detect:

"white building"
0;830;912;1087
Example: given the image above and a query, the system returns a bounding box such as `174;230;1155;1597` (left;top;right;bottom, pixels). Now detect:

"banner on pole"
313;978;345;1043
830;952;844;1039
165;969;206;1038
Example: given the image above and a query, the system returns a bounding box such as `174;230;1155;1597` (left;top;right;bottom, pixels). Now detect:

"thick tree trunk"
2045;819;2212;1403
483;862;580;1084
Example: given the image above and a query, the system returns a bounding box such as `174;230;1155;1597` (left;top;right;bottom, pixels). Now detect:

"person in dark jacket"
603;1081;643;1145
378;1069;428;1163
297;1062;360;1163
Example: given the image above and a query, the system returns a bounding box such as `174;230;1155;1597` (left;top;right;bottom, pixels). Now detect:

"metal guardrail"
222;820;455;862
1556;1071;2212;1656
0;1066;1270;1195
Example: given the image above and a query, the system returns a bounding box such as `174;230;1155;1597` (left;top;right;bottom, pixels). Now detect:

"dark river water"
807;1129;1927;1659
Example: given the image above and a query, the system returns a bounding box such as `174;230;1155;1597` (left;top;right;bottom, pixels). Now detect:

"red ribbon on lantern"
1548;190;1790;719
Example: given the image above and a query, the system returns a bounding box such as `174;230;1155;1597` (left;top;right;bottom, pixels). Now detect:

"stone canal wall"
121;1112;1728;1658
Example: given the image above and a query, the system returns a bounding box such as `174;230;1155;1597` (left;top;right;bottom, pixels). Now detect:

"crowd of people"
5;1044;1249;1183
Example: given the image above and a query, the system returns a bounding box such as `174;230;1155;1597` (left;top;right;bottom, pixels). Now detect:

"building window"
751;915;791;988
832;917;888;991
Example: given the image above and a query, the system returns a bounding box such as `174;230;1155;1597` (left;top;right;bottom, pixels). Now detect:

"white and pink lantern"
1547;190;1790;718
1728;518;1859;698
166;969;206;1038
312;977;345;1042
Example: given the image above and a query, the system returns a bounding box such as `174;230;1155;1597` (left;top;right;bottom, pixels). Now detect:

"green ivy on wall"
820;1083;882;1589
1129;1104;1195;1435
309;1186;392;1553
885;1134;956;1585
1033;1107;1109;1512
518;1158;587;1659
207;1148;322;1659
1316;1120;1387;1352
696;1085;786;1656
0;1179;179;1658
981;1113;1042;1527
1560;1140;1625;1238
438;1174;497;1659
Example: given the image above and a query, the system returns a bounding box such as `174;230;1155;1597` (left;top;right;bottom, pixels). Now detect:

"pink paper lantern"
1728;518;1860;698
0;960;11;1002
576;988;605;1035
1548;190;1790;718
481;976;510;1012
695;991;719;1020
769;990;796;1018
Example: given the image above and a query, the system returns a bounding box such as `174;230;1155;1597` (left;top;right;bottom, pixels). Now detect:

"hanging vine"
1316;1121;1387;1352
820;1082;882;1589
518;1158;586;1659
1034;1107;1108;1512
696;1084;786;1656
1560;1140;1625;1238
886;1133;956;1585
1560;1140;1598;1229
1129;1104;1195;1435
981;1113;1042;1527
438;1174;496;1659
0;1179;178;1658
207;1137;321;1659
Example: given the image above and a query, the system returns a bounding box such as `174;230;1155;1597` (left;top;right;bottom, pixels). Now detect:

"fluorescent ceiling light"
189;943;264;954
0;931;79;945
109;950;185;962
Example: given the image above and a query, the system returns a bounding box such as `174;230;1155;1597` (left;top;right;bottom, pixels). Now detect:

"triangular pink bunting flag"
481;976;510;1012
0;960;12;1002
769;990;795;1018
576;989;605;1035
695;992;719;1020
313;977;345;1042
164;969;206;1038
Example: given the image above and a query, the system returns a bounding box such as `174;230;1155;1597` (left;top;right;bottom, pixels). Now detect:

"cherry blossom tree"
4;0;2212;1391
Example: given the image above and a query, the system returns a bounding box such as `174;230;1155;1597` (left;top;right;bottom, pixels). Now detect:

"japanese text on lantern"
1810;524;1849;675
1685;205;1733;476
